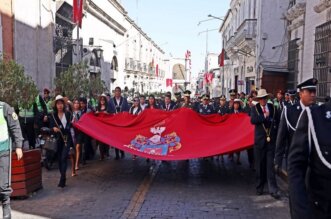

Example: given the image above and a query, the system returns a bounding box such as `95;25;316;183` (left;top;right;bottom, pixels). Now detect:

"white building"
220;0;289;96
0;0;56;89
285;0;331;101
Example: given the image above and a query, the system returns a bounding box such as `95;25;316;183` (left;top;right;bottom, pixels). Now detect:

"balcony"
285;0;306;21
225;19;257;56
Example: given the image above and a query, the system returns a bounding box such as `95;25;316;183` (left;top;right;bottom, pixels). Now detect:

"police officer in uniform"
250;89;280;199
285;89;297;106
198;94;215;115
275;78;318;173
288;98;331;219
179;90;194;109
217;95;229;115
174;92;182;109
0;101;23;219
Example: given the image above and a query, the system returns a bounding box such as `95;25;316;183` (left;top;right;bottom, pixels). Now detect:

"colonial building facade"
220;0;331;100
1;0;177;95
220;0;289;97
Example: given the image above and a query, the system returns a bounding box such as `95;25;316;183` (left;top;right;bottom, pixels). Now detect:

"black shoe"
58;177;66;188
115;156;120;160
256;190;263;196
270;191;281;200
3;203;11;219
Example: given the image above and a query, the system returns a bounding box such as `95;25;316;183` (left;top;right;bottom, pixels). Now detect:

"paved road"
4;150;290;219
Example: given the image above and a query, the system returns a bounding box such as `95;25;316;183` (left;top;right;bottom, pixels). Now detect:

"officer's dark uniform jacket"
288;103;331;219
179;102;194;109
275;102;305;167
198;103;215;115
217;105;229;115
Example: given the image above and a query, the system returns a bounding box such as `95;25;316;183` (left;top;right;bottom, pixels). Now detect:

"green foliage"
0;58;39;109
54;63;107;99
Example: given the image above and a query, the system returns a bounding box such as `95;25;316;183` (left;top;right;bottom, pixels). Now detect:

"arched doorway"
172;63;185;80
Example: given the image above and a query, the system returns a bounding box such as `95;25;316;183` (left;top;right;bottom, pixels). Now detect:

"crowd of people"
1;77;331;219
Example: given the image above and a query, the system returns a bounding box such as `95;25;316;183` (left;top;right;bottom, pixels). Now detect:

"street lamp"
94;48;103;59
207;14;224;21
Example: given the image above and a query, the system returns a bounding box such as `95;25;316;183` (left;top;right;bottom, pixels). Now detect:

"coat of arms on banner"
125;127;181;156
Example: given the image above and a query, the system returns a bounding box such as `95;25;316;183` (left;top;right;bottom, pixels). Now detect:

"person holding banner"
0;101;23;219
108;87;129;160
250;89;280;199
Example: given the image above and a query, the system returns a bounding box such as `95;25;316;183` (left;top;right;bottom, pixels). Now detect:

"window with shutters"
314;20;331;101
287;39;299;89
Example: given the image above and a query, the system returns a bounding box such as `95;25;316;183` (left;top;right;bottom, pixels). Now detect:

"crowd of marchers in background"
13;79;331;219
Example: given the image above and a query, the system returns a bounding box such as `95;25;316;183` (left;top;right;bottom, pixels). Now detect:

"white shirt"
60;114;67;128
115;97;121;106
133;107;141;115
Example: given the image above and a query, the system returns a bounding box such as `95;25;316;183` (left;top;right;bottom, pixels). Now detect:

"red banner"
74;108;254;160
73;0;83;28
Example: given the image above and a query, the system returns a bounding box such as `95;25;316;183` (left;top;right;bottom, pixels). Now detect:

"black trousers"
254;142;278;194
57;140;70;183
0;151;12;206
20;117;36;149
247;148;254;165
115;148;124;158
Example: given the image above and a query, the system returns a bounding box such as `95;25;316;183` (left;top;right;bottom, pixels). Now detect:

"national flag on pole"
73;0;83;28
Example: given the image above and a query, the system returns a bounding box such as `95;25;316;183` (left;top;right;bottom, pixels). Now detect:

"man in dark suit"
161;94;176;111
287;79;331;219
108;87;129;159
250;88;280;199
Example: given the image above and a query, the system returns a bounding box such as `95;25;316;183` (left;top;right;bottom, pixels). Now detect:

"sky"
120;0;230;76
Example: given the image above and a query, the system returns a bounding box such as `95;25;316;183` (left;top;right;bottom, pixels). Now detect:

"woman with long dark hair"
229;99;243;164
71;98;82;173
50;95;74;188
95;94;109;160
129;97;143;115
145;95;159;109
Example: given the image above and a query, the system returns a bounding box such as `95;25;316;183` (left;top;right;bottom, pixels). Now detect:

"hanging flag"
219;49;225;67
74;109;254;160
73;0;83;28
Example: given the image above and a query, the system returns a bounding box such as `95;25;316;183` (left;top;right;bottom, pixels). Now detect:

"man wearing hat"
228;89;237;110
250;88;281;199
275;78;318;175
174;92;182;109
0;101;23;219
216;95;229;115
285;89;298;106
179;90;194;109
198;94;215;115
286;78;330;219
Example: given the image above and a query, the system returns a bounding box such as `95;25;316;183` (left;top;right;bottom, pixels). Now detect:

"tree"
54;63;107;99
0;58;39;109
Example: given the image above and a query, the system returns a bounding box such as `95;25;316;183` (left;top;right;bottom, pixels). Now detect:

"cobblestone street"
4;150;290;219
